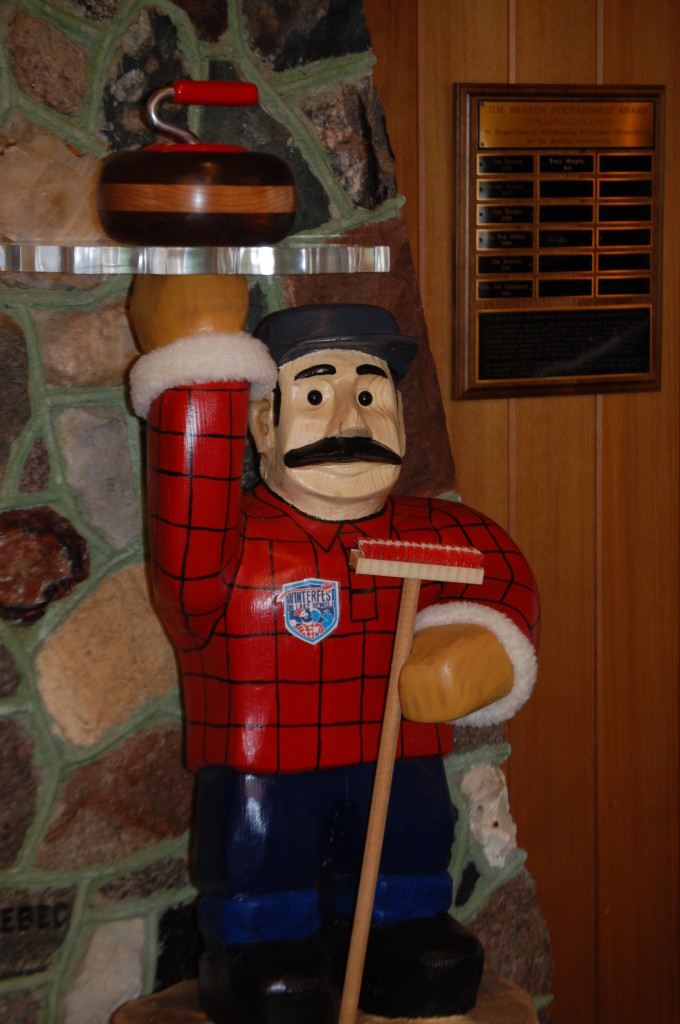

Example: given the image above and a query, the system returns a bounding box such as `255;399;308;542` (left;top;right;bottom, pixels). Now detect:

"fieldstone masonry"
0;1;552;1020
0;885;76;980
0;315;30;473
0;719;38;867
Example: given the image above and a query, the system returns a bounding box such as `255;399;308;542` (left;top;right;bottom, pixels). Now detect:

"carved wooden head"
249;347;407;520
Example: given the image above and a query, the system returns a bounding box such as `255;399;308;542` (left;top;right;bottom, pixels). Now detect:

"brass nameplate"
478;99;656;150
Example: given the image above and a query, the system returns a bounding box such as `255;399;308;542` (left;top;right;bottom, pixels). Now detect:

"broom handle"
338;576;422;1024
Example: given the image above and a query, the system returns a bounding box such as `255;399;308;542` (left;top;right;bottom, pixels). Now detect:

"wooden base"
110;968;539;1024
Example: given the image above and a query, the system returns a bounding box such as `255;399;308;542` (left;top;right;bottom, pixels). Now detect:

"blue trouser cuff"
323;872;453;927
198;890;320;945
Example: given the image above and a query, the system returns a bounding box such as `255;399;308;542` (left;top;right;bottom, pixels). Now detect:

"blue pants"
194;756;455;945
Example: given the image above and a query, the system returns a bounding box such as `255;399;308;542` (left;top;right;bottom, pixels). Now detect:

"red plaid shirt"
146;382;539;774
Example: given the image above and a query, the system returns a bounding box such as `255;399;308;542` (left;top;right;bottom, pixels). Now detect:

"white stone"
459;763;517;868
0;115;104;244
62;918;145;1024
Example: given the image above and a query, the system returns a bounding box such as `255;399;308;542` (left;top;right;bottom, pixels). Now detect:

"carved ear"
248;396;274;454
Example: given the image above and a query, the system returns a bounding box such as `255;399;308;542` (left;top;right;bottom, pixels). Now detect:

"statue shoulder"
389;493;490;528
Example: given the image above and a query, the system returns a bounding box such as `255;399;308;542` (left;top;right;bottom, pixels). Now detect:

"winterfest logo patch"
280;578;340;645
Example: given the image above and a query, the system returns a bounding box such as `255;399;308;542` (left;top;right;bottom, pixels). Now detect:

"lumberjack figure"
129;302;540;1024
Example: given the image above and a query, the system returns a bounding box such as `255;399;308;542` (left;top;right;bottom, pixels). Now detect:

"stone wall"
0;1;552;1021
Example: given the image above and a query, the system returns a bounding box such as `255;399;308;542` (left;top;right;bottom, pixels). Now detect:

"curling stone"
96;80;296;246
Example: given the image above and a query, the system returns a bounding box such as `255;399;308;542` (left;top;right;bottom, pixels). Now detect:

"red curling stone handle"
172;80;258;107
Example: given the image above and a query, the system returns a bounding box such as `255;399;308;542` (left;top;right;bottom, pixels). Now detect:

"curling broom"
338;539;485;1024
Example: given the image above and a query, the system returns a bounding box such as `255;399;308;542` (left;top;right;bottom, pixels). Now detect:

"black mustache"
284;436;402;468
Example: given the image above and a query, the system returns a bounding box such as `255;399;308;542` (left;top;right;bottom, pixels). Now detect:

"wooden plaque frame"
453;84;665;399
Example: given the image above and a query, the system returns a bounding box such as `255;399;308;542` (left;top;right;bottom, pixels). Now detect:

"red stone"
38;725;194;869
0;508;89;624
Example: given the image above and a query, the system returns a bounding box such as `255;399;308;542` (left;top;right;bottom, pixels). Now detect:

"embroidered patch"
280;578;340;645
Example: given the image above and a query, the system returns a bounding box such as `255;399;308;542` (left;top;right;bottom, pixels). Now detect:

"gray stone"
6;10;87;115
54;406;141;550
96;857;190;902
473;870;554;997
0;886;76;979
175;0;227;42
0;315;29;479
0;989;43;1023
455;723;509;755
57;0;122;21
0;719;38;868
19;439;51;494
0;642;21;698
243;0;370;70
101;9;190;150
299;76;397;210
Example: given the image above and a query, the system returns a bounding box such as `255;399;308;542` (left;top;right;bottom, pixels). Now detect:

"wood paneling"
503;5;600;1022
514;0;598;82
365;2;680;1022
598;3;680;1020
418;1;511;525
510;395;598;1023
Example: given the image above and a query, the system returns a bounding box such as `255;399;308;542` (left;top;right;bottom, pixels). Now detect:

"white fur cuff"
130;333;278;419
413;601;538;727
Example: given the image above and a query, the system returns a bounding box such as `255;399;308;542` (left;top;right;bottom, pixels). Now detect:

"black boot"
324;913;484;1018
199;935;338;1024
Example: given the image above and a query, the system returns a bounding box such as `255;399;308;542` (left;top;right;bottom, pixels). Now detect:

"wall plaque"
453;84;665;398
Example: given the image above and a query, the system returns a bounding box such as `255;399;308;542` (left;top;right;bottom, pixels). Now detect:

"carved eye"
307;389;323;406
358;390;373;407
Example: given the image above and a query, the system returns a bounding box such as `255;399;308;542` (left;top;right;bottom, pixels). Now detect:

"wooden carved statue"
128;302;540;1024
101;80;540;1024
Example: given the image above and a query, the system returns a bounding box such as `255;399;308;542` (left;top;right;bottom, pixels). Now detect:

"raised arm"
130;330;277;650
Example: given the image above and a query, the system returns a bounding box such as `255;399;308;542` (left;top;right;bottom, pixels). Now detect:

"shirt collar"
252;483;393;552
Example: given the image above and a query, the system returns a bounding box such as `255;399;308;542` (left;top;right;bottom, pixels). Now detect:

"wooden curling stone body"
97;146;296;246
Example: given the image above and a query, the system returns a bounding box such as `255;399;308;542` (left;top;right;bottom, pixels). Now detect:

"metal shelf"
0;244;390;276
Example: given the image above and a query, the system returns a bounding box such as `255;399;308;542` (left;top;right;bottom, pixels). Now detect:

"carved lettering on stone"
0;887;76;980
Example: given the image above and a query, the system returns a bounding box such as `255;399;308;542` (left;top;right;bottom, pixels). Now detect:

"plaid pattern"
146;383;540;774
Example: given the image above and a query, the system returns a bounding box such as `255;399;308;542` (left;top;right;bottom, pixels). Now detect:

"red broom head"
350;539;484;584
